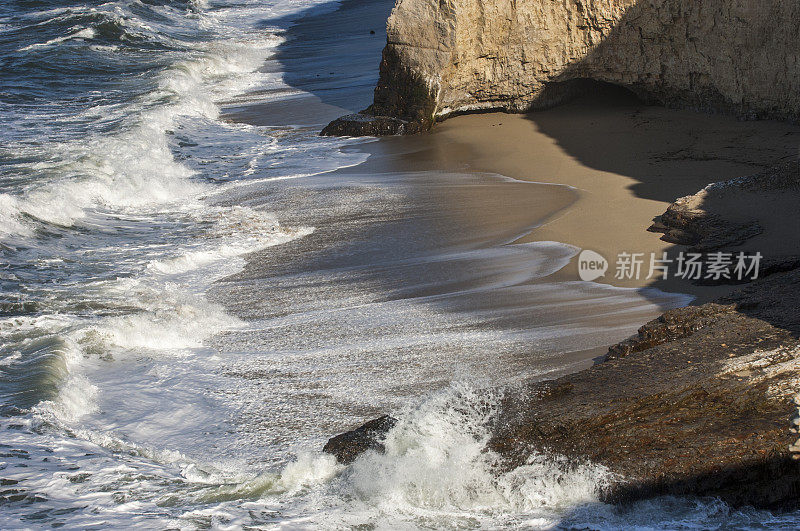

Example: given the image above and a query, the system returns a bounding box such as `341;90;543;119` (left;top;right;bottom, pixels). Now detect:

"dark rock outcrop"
489;284;800;509
320;44;439;136
648;160;800;291
606;303;736;360
647;210;762;250
648;161;800;250
369;44;438;131
321;113;414;136
323;415;397;464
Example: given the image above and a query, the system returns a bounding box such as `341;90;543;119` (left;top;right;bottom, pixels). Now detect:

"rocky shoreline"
324;161;800;509
317;0;800;511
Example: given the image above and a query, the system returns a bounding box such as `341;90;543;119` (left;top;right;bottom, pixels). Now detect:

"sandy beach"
355;90;800;299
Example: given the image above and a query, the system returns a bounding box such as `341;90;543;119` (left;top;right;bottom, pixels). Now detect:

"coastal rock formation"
649;160;800;251
489;287;800;509
325;0;800;135
320;113;417;136
605;304;736;360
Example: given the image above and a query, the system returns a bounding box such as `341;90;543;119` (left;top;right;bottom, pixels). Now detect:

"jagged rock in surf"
323;415;398;464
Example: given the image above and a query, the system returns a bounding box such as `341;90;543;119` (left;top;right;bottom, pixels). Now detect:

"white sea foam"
0;112;202;237
182;383;607;529
379;388;606;514
0;193;33;237
145;207;313;276
30;211;311;428
1;2;290;239
30;337;99;424
17;26;96;51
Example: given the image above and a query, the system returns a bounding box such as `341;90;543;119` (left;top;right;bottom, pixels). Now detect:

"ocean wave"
167;383;614;528
0;204;312;410
0;10;284;239
14;11;161;55
16;26;96;51
0;0;381;527
336;385;608;515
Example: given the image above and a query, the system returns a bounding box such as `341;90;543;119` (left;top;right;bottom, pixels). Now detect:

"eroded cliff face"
324;0;800;134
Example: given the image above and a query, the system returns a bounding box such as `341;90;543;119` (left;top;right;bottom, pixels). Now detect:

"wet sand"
358;91;800;299
219;0;800;442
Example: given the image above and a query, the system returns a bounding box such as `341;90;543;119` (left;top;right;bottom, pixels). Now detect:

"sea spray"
244;383;613;528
